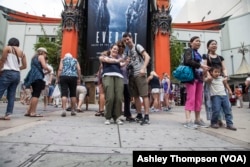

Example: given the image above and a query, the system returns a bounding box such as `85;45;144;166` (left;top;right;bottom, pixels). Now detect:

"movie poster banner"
87;0;148;59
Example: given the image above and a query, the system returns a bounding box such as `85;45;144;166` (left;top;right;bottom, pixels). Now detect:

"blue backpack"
172;52;194;82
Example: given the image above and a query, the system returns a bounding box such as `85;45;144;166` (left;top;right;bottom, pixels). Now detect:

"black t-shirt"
149;76;161;89
202;54;224;67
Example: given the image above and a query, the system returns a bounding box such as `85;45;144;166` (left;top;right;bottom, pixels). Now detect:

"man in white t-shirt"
42;57;54;110
245;73;250;108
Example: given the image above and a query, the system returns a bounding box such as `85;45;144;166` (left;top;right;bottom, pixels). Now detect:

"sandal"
24;113;30;117
76;109;83;113
0;115;11;120
95;111;104;116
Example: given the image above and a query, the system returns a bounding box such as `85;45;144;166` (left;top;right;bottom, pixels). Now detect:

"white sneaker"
104;119;111;125
116;119;123;125
194;119;208;128
155;109;159;112
184;121;198;129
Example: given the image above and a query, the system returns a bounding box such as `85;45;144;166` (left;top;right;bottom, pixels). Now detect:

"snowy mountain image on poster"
87;0;148;58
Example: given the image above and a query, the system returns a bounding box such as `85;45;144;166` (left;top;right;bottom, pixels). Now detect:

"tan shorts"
129;75;148;97
78;93;87;101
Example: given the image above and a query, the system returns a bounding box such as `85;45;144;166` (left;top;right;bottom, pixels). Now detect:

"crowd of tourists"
1;35;248;131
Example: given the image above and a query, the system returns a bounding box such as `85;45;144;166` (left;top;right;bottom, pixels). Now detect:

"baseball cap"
37;47;48;53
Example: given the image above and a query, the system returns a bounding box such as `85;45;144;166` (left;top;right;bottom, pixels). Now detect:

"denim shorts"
151;88;160;93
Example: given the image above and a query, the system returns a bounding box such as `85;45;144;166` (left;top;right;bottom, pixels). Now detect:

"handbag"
236;99;240;107
52;84;61;98
173;65;194;82
173;52;194;82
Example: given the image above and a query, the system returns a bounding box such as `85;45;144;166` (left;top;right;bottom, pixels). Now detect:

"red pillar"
61;0;79;58
61;30;78;58
154;0;171;77
155;33;170;77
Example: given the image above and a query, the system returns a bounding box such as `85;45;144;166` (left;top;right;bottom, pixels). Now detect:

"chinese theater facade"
61;0;228;77
0;0;229;103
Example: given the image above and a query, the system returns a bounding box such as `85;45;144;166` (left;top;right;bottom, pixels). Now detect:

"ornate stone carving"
152;5;172;35
61;1;82;31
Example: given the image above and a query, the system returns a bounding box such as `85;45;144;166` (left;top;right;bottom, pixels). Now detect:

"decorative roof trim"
0;4;230;31
0;5;61;23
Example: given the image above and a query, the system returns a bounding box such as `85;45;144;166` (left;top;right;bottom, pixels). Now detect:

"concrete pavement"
0;100;249;167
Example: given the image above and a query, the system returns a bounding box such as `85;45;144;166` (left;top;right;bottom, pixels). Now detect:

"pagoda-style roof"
0;5;228;30
172;16;230;30
0;5;61;23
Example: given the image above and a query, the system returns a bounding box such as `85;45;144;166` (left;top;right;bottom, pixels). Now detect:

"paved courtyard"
0;101;249;167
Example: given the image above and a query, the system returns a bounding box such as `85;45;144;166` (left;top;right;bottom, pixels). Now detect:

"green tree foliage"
170;35;184;82
34;24;62;73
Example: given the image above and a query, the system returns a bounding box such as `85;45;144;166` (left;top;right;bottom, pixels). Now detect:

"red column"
154;0;170;77
61;0;79;58
61;30;78;58
155;33;170;77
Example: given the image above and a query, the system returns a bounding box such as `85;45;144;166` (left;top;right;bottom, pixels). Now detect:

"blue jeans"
0;70;20;115
211;95;233;126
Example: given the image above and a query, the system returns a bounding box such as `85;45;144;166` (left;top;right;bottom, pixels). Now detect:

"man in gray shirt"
122;33;150;124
